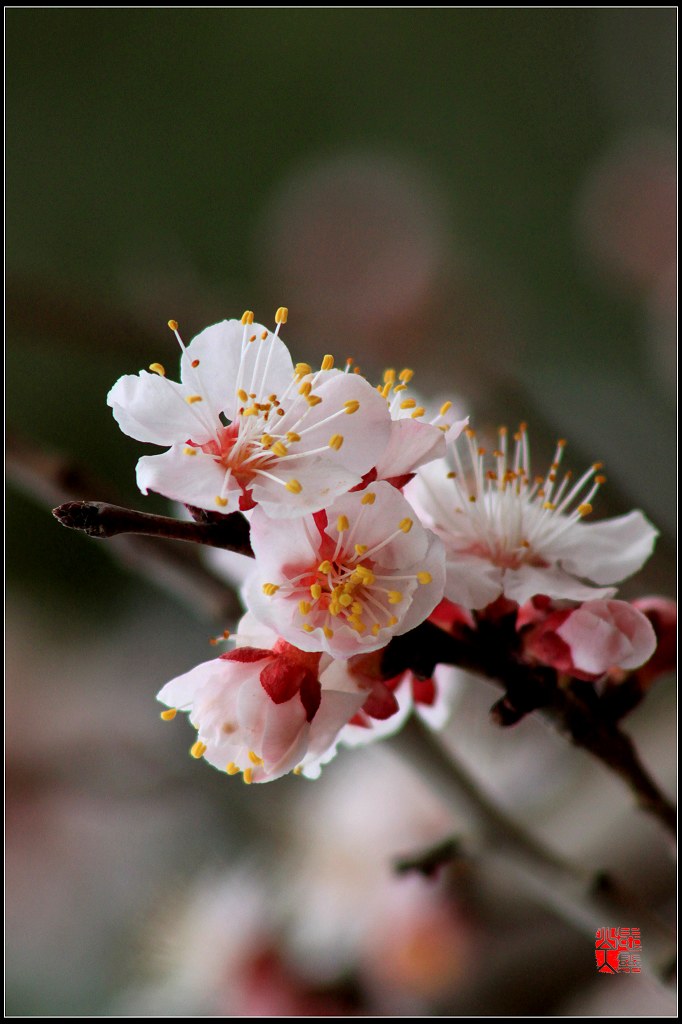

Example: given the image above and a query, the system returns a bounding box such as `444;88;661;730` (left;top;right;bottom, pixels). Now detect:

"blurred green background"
6;9;676;1016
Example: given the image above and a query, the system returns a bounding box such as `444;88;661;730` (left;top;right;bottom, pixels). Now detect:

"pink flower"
523;599;658;681
108;314;391;518
409;424;658;608
244;481;445;657
157;617;367;783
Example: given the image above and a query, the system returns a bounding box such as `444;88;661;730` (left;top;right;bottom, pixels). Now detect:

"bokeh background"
6;8;676;1016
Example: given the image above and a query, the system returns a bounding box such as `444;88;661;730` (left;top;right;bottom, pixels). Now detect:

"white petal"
250;457;362;519
248;509;320;575
136;446;237;511
550;510;658;585
108;371;216;445
374;419;445;480
443;553;504;610
416;664;464;730
502;564;616;605
392;533;446;634
157;658;224;710
331;482;430;569
259;697;310;776
557;600;657;674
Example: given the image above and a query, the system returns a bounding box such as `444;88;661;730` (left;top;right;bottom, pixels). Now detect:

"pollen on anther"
318;560;332;574
295;362;312;377
248;750;264;766
190;740;207;759
578;503;593;517
261;331;268;340
241;311;255;325
328;434;344;450
595;475;607;485
262;583;280;596
215;496;228;507
149;362;166;376
285;479;302;494
361;492;376;505
388;591;403;604
299;600;311;615
410;407;425;418
191;359;200;368
226;762;240;775
286;432;301;443
323;626;334;639
243;768;254;784
160;708;177;721
439;400;452;416
184;446;197;456
302;623;314;633
344;400;360;414
417;572;432;584
238;388;249;402
399;368;414;383
298;381;312;396
167;319;179;331
354;543;367;555
249;334;257;342
310;583;322;600
307;394;322;406
186;394;203;404
400;398;416;410
271;442;288;457
399;518;413;533
321;354;334;371
337;515;349;532
275;306;288;324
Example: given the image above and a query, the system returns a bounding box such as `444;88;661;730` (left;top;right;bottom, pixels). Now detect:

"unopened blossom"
523;599;657;682
108;313;391;518
409;423;658;609
157;616;367;783
245;481;445;658
371;367;468;486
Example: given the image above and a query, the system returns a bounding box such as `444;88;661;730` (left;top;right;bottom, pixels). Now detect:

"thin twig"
382;620;676;839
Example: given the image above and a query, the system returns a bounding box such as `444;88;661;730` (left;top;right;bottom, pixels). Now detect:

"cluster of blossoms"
109;311;665;783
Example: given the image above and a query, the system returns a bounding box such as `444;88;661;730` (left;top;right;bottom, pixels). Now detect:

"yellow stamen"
328;434;344;450
339;593;353;607
410;407;426;418
388;615;398;626
149;362;166;376
237;388;249;402
344;400;360;414
321;354;334;370
578;503;593;517
371;623;381;636
542;502;556;510
241;310;254;325
307;394;322;406
383;368;396;384
354;543;368;555
167;319;179;331
310;583;322;600
399;517;413;533
275;306;288;324
400;398;416;410
243;767;253;784
298;600;311;615
388;591;403;604
262;583;280;596
186;394;203;404
439;400;452;416
242;405;258;416
248;750;264;766
160;708;177;721
337;515;349;532
302;623;314;633
417;571;432;584
261;331;268;340
318;560;332;574
184;446;197;456
190;740;207;759
226;762;240;775
261;433;273;448
286;432;301;442
298;381;312;396
271;441;288;457
323;626;334;639
285;479;302;493
399;368;414;382
293;766;303;775
361;492;376;505
215;496;228;507
295;362;312;377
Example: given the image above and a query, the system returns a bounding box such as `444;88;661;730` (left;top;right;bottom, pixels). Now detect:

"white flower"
409;424;658;609
157;615;367;784
108;313;391;518
244;481;445;658
372;368;468;485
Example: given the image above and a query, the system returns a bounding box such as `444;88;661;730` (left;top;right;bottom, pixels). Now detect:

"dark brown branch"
53;500;253;556
382;620;676;838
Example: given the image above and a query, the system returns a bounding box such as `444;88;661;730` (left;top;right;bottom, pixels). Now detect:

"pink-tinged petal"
374;419;445;480
249;458;362;519
281;371;392;477
108;371;216;446
136;447;235;511
248;509;320;576
502;565;617;605
180;320;294;421
331;482;430;569
235;612;280;650
393;534;446;634
235;677;274;747
157;658;224;710
551;510;658;585
557;600;658;675
259;697;310;775
443;553;504;610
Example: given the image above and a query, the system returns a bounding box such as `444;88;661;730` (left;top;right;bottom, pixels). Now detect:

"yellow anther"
465;428;476;438
399;517;413;533
242;404;257;416
310;583;322;600
298;381;312;396
160;708;177;721
542;502;556;510
261;331;268;340
285;479;302;494
295;362;312;377
293;766;303;775
354;543;368;555
286;432;301;443
237;388;249;402
388;615;398;626
381;382;392;399
371;623;381;636
578;503;593;517
344;400;360;414
186;394;203;404
321;354;334;370
271;441;288;457
323;626;334;639
248;750;264;766
417;571;432;584
190;740;207;759
351;601;363;615
328;434;344;450
388;591;403;604
302;623;314;633
241;310;255;325
275;306;288;324
149;362;166;376
306;394;322;406
348;617;366;633
215;496;228;507
595;475;607;485
243;767;253;784
400;398;416;409
298;600;311;615
399;368;414;382
337;515;349;532
318;560;332;574
438;424;449;432
261;433;273;448
410;407;426;418
262;583;280;596
383;368;396;384
184;446;197;456
339;593;353;607
361;491;376;505
393;383;407;393
226;762;240;775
